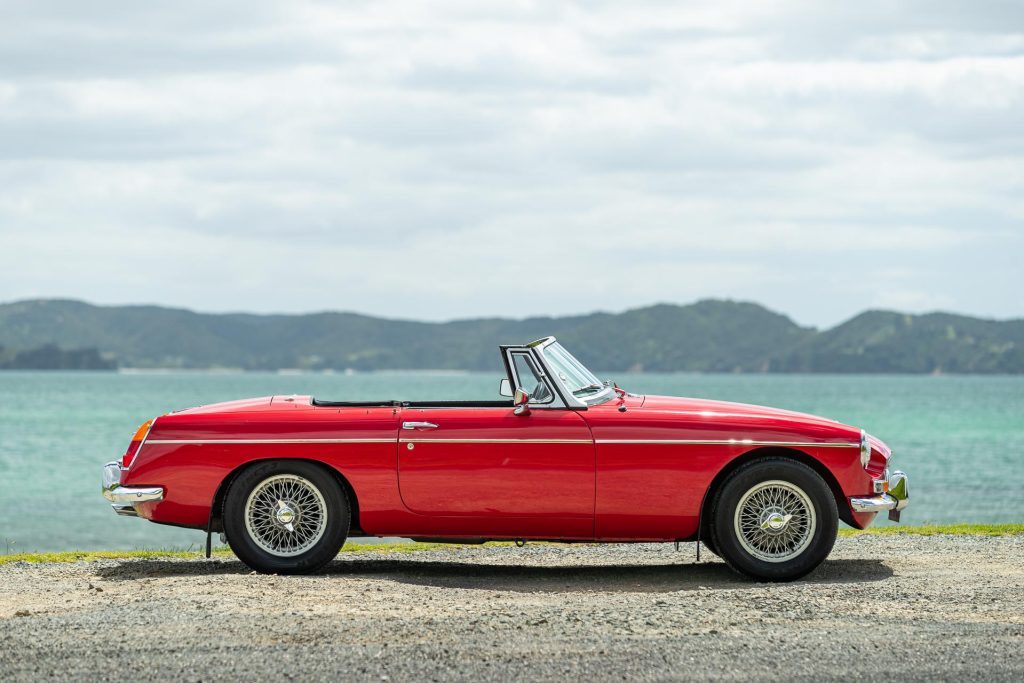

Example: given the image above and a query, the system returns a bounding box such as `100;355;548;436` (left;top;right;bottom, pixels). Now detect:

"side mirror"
513;388;531;416
498;378;513;397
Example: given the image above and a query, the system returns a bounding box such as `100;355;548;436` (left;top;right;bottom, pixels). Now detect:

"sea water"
1;371;1021;552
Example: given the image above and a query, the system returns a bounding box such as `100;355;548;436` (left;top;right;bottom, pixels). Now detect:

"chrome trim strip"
146;438;856;448
103;485;164;504
145;438;397;444
594;439;858;447
401;438;593;444
147;438;856;447
850;493;898;512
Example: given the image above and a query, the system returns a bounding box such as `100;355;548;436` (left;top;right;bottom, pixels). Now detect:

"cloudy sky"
1;1;1021;327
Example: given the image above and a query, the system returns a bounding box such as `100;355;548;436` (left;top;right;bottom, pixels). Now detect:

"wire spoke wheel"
733;479;816;563
244;474;328;557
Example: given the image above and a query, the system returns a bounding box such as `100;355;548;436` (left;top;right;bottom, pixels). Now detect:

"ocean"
1;371;1021;552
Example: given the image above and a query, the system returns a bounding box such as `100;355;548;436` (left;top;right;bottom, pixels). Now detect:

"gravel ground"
1;535;1022;682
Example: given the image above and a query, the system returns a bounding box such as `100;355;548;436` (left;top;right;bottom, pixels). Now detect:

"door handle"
402;421;438;430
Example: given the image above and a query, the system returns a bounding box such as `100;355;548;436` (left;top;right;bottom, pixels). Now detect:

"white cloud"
0;0;1021;327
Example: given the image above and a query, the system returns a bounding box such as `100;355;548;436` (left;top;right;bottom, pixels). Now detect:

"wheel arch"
697;446;852;542
208;458;362;535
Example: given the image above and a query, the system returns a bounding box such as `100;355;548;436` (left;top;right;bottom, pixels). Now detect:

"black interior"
407;400;514;408
311;399;514;408
311;399;400;407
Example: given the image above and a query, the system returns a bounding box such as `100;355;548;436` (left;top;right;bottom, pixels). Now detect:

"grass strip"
839;523;1024;538
3;525;1021;566
0;541;501;566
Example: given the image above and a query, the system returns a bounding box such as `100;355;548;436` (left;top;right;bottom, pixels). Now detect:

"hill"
771;310;1024;374
0;298;1020;373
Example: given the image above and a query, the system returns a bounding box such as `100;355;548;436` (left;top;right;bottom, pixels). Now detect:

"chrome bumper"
850;470;909;522
102;461;163;517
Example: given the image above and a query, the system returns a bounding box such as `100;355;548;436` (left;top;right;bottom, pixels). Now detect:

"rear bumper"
850;469;909;522
102;462;164;517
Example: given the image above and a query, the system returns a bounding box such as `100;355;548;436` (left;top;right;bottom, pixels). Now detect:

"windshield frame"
533;338;616;407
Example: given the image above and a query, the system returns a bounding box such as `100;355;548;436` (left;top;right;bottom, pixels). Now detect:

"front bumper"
102;462;164;517
850;469;909;522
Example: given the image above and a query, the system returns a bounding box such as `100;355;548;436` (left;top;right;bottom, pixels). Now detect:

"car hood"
636;394;855;432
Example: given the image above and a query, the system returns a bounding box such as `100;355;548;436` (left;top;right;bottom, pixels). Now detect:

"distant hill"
0;298;1020;373
0;343;115;370
772;310;1024;374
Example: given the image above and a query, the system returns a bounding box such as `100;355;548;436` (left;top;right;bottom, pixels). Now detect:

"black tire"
710;457;837;582
224;460;349;574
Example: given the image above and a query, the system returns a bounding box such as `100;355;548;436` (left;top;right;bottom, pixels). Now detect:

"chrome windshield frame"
513;336;615;409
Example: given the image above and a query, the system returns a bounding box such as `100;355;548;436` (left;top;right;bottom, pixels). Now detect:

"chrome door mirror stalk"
513;389;531;416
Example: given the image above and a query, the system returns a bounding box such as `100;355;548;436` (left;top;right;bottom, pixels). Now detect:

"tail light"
122;418;155;469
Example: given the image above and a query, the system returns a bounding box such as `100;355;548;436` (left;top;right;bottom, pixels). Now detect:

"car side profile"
103;337;909;581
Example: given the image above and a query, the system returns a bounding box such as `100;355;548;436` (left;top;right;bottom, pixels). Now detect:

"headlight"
859;429;871;468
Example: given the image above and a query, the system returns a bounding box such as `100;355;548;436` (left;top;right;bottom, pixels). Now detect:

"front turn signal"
131;419;154;442
122;418;155;468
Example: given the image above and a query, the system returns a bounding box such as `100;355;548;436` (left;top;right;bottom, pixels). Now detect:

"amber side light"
122;418;154;468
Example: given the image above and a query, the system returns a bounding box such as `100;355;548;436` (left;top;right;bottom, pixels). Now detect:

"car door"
396;349;595;538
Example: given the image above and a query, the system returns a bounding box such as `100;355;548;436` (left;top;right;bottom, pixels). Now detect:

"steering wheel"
531;381;551;403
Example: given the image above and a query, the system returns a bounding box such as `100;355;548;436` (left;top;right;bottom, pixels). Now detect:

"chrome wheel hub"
734;480;816;563
761;510;791;532
274;502;296;525
244;474;328;557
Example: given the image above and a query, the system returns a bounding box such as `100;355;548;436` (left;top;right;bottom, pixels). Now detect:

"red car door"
396;405;595;537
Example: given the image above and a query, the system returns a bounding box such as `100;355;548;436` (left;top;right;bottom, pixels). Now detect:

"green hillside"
772;311;1024;374
0;298;1020;373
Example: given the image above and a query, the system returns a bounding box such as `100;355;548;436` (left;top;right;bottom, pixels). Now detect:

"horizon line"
2;295;1023;328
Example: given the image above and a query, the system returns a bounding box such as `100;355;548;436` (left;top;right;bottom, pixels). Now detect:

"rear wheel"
710;457;837;581
224;460;349;574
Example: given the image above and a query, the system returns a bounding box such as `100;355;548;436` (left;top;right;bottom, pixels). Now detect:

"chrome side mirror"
498;378;513;398
513;388;531;416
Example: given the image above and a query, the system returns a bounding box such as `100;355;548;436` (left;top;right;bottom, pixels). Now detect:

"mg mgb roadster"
103;337;909;581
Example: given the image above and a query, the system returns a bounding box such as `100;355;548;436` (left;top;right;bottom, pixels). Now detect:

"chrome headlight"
859;429;871;468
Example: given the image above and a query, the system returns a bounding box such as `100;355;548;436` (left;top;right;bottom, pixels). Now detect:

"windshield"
540;342;605;397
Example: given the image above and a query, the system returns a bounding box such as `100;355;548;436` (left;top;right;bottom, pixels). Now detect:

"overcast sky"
0;1;1021;328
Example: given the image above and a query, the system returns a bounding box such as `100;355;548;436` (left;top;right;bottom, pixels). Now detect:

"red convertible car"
103;337;908;581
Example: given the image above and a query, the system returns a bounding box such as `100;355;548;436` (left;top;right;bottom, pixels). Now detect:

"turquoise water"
1;371;1022;552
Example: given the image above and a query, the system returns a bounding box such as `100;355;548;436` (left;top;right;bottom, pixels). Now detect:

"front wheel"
710;457;837;582
224;460;349;574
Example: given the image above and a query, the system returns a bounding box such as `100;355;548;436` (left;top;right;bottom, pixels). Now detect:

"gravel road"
1;535;1022;682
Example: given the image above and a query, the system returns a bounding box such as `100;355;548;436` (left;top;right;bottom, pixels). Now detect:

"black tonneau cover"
311;399;514;408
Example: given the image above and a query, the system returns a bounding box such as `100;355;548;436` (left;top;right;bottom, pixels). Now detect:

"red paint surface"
121;392;885;539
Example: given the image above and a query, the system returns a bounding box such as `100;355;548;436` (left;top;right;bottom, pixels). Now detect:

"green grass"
0;541;501;566
2;525;1021;566
839;523;1024;538
0;548;231;566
